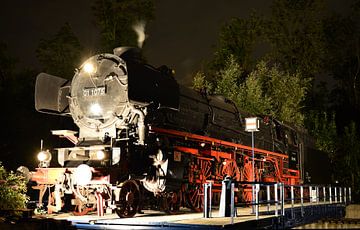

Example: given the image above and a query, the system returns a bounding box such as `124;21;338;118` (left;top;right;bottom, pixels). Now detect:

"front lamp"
74;164;92;185
96;150;105;160
37;150;52;167
83;62;95;74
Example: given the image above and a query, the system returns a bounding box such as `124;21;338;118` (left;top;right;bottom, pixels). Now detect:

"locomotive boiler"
28;47;302;217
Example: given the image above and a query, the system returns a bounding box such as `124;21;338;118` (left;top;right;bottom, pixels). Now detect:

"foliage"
92;0;154;52
333;122;360;199
193;71;213;93
208;0;326;80
194;56;309;126
307;112;337;160
266;0;326;77
36;23;83;79
210;12;265;77
323;11;360;122
0;163;29;212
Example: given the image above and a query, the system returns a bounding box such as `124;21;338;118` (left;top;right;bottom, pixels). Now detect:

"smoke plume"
132;21;146;48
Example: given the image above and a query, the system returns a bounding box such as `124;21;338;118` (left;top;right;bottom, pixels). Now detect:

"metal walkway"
45;202;345;229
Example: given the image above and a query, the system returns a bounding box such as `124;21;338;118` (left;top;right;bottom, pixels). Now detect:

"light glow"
83;62;95;74
96;150;105;160
37;150;52;162
74;164;92;185
90;103;102;115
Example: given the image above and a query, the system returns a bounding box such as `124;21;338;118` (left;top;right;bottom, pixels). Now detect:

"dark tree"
36;23;83;79
92;0;154;52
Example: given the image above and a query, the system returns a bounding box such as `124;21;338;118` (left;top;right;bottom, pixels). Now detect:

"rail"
203;181;351;225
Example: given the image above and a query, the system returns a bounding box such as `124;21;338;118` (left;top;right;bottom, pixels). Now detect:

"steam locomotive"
27;47;311;217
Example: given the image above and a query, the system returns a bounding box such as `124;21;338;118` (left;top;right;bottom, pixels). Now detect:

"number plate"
83;86;106;97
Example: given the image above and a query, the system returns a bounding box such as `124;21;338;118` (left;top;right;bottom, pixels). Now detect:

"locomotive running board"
149;126;289;159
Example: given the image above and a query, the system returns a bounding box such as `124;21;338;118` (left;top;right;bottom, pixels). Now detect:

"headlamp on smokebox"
37;150;52;168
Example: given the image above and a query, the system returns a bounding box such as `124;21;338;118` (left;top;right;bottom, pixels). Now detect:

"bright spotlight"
83;62;95;74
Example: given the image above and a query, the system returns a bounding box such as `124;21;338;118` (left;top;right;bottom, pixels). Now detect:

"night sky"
0;0;355;170
0;0;353;85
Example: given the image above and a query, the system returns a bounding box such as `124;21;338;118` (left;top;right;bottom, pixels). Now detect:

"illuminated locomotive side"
28;47;301;217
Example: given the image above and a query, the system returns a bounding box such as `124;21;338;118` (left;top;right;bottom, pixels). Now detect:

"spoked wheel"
186;158;212;212
187;184;203;212
241;158;255;203
221;159;241;181
115;180;141;218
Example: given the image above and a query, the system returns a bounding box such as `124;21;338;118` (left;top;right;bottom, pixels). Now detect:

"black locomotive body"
28;47;311;217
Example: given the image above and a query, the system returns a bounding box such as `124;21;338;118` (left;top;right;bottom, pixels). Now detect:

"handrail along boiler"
29;47;302;217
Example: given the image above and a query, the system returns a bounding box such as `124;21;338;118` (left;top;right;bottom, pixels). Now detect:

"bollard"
203;183;212;218
219;176;232;217
323;187;326;203
204;183;208;218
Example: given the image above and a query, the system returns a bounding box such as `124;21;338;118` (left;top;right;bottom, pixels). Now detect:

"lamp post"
245;117;260;212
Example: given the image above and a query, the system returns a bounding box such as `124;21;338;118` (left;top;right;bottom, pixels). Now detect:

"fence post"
203;183;208;218
267;185;270;213
340;187;343;203
300;185;304;217
255;183;260;220
209;183;212;217
349;187;352;203
275;183;278;216
329;186;332;203
316;186;319;204
230;182;235;224
291;185;294;219
335;187;338;203
344;187;347;204
323;186;326;203
280;183;285;216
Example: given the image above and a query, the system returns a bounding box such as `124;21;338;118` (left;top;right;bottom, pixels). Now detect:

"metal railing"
203;181;351;224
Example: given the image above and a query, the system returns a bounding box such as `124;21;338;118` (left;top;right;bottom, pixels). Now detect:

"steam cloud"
132;21;146;48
